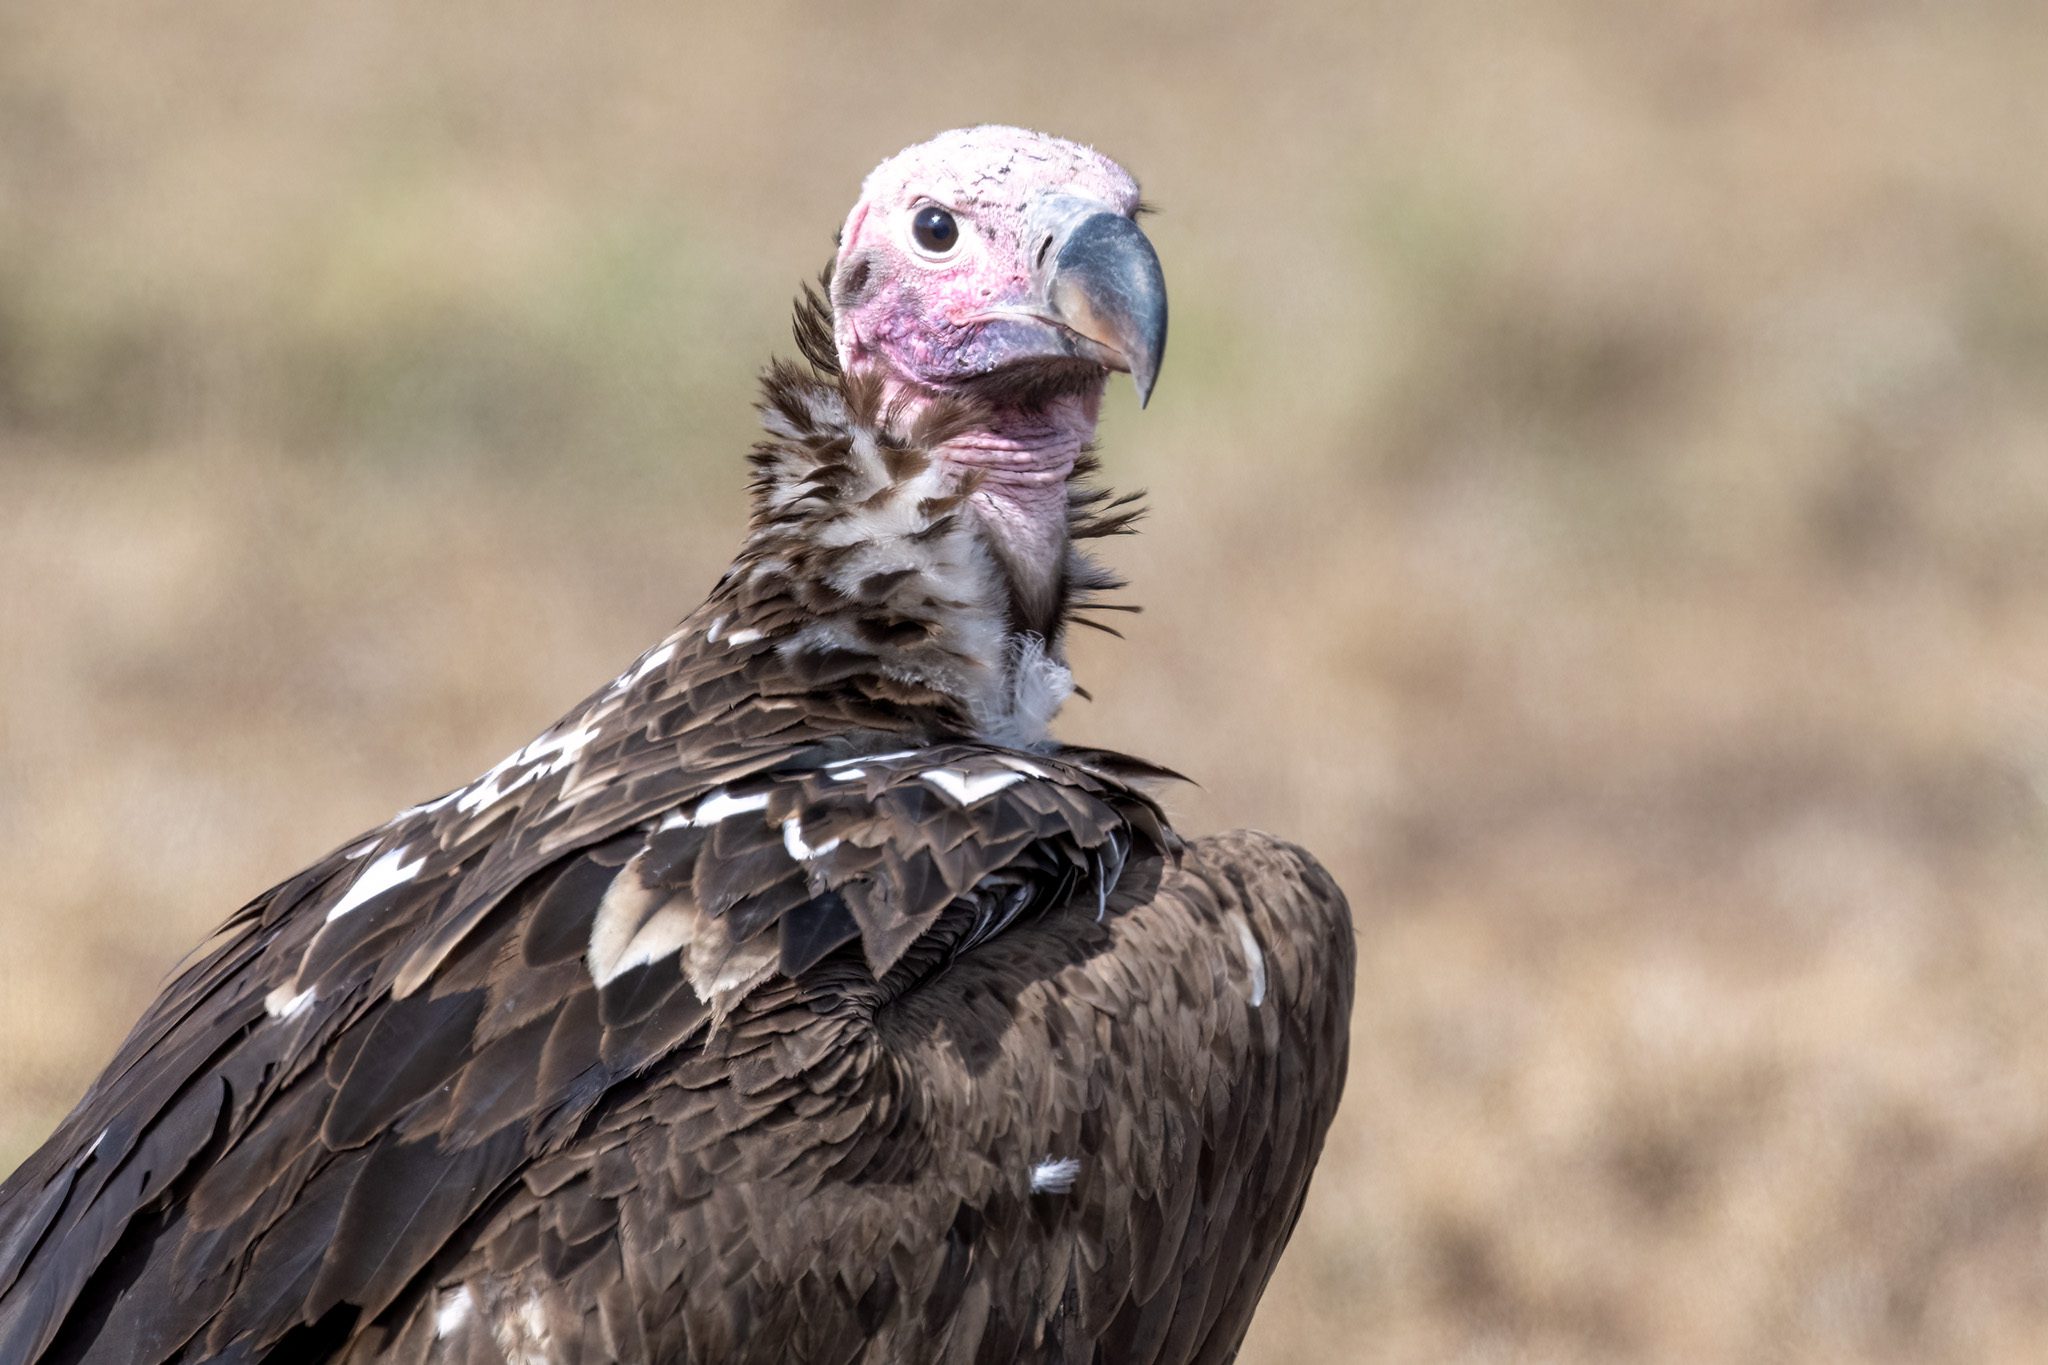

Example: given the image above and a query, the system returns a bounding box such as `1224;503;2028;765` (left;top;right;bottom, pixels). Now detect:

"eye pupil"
913;206;959;254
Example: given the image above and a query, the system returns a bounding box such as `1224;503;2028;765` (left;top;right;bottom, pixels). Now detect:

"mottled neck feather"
705;282;1143;750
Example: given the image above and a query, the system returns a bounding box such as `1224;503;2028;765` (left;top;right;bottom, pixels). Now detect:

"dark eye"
912;205;959;255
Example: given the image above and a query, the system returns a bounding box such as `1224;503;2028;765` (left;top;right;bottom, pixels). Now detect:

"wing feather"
0;609;1331;1365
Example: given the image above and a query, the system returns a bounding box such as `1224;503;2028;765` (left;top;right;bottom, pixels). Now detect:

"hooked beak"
964;198;1169;407
1040;206;1169;406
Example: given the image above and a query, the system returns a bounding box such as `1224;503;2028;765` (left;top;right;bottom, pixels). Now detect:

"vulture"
0;126;1354;1364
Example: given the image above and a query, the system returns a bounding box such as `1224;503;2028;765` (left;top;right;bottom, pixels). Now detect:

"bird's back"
0;730;1351;1363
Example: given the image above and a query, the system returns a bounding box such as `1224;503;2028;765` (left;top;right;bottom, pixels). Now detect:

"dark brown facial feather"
990;535;1066;645
832;254;875;313
791;272;842;377
951;355;1107;410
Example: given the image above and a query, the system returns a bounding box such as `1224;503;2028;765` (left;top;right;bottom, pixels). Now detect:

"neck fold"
934;389;1100;638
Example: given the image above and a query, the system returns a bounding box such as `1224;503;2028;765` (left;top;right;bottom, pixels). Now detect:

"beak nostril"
1035;235;1054;270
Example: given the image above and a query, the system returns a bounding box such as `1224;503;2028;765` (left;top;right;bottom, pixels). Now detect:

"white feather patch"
435;1286;474;1339
456;724;601;816
920;767;1027;806
456;750;533;815
264;983;317;1020
1227;910;1268;1008
621;640;676;689
1030;1156;1082;1194
781;816;842;861
591;905;692;987
724;627;766;648
658;789;771;831
587;872;678;988
456;768;519;814
979;636;1075;749
520;723;599;774
826;749;916;768
327;846;425;921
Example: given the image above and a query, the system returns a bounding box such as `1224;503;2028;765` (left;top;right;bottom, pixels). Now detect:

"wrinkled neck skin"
874;368;1105;634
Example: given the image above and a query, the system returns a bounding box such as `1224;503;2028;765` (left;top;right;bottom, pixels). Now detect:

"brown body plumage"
0;133;1353;1364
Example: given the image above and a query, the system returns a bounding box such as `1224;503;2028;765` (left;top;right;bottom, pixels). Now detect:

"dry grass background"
4;1;2048;1360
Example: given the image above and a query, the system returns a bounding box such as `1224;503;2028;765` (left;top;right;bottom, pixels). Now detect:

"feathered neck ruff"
702;281;1141;750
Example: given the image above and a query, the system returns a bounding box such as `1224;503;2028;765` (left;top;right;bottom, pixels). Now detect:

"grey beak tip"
1046;209;1169;411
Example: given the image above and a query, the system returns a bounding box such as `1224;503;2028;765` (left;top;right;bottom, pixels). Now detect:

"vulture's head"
832;126;1165;407
828;126;1167;607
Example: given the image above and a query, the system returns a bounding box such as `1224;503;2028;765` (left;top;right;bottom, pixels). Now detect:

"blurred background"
4;1;2048;1359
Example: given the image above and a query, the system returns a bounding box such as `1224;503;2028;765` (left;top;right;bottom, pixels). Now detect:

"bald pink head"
828;127;1167;622
833;128;1144;390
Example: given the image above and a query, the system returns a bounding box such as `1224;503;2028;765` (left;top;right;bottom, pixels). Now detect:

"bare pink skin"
833;127;1142;597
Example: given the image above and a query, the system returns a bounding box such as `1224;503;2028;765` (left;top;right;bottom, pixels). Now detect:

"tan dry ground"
5;2;2048;1361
